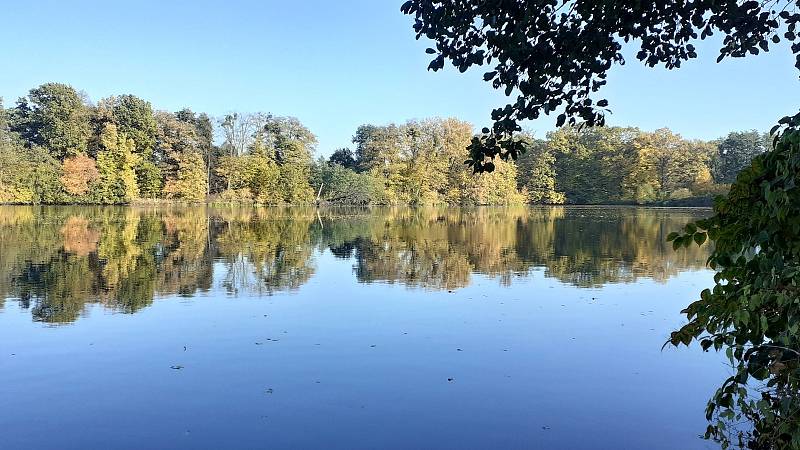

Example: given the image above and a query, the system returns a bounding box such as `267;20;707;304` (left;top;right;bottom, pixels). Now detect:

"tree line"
0;83;767;206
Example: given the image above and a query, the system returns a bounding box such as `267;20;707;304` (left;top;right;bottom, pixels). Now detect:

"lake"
0;206;724;449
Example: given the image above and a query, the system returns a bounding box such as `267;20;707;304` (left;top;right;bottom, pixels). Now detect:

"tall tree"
177;108;217;195
162;150;208;202
262;116;317;162
94;123;140;203
277;141;314;203
110;95;158;155
547;126;636;204
515;136;564;204
156;111;207;201
8;97;35;145
628;128;713;200
195;112;221;194
219;112;270;157
328;148;356;169
713;130;768;183
0;98;8;144
401;119;447;204
13;83;91;159
263;116;316;203
215;138;281;204
94;95;161;197
246;138;281;203
353;124;405;202
0;97;64;205
353;124;403;173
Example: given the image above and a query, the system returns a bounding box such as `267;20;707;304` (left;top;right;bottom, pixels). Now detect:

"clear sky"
2;0;798;156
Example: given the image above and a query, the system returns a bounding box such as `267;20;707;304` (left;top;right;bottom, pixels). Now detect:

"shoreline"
0;201;715;209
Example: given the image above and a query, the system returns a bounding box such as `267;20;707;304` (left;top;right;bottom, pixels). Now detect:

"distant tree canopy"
105;94;158;156
328;147;357;169
713;130;770;183
0;83;765;207
0;98;9;143
402;0;800;171
10;83;91;159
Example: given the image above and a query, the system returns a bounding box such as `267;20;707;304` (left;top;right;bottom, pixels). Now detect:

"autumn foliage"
60;154;99;196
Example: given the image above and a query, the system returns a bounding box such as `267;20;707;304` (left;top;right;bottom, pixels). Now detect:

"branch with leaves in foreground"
668;118;800;449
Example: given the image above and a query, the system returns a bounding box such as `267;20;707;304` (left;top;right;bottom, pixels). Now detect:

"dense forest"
0;83;768;206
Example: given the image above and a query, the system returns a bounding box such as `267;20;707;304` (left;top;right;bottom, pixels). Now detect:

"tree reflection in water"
0;205;710;323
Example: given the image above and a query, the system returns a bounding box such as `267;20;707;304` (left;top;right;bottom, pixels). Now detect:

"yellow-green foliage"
0;143;63;204
216;152;280;204
448;157;528;205
162;151;208;202
0;82;753;206
624;128;714;201
136;159;163;199
0;145;35;203
94;124;140;204
515;136;565;204
276;140;314;203
278;164;313;203
249;154;281;204
352;118;528;206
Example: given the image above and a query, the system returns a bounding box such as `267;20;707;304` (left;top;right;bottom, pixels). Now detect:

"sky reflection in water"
1;206;721;449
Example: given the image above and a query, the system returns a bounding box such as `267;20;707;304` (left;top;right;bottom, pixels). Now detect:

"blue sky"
2;0;798;156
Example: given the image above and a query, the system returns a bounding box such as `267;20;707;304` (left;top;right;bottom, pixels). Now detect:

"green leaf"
693;233;707;246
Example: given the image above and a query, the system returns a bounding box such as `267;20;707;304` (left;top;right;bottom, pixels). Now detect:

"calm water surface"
0;206;723;449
